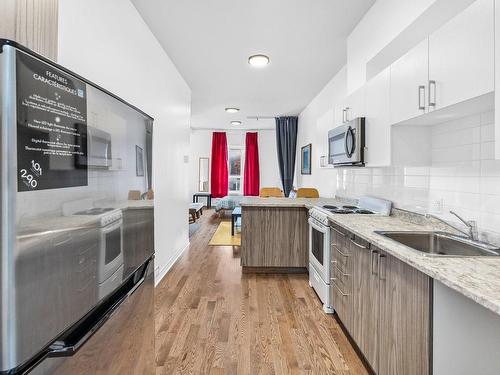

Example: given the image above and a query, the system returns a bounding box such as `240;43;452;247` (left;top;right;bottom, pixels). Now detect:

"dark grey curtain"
275;116;298;197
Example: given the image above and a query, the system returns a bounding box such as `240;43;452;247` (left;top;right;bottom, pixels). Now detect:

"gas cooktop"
321;204;375;215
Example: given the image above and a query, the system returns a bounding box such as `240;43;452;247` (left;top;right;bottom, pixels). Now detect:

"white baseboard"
154;240;190;287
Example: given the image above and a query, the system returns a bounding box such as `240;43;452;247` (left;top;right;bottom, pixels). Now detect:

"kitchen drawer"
331;261;351;293
330;280;352;332
330;224;348;250
331;243;350;273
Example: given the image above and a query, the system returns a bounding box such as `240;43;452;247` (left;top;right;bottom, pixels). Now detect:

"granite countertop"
240;197;500;316
18;200;154;235
111;199;154;210
240;197;341;208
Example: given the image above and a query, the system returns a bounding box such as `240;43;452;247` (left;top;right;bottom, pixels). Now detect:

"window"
228;147;243;194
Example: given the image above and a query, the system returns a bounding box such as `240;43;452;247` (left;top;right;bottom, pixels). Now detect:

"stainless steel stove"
70;204;124;299
73;207;122;228
308;196;392;314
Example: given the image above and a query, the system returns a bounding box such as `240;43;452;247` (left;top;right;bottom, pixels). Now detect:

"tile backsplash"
335;110;500;244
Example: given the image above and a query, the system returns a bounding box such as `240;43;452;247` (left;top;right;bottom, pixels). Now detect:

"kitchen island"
240;197;336;272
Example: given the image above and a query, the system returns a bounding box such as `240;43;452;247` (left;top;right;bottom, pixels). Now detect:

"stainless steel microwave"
88;126;112;168
328;117;365;166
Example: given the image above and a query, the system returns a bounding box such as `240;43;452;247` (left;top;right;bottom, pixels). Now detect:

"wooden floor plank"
155;210;368;375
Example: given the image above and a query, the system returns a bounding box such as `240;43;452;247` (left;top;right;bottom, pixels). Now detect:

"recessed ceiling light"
225;107;240;113
248;54;270;67
231;120;242;126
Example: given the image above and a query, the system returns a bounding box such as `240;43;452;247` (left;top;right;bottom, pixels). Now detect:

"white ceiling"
131;0;375;130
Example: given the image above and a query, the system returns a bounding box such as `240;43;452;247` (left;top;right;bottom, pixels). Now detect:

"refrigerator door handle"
45;257;152;358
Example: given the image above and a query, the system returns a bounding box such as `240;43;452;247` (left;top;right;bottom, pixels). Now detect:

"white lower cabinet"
433;281;500;375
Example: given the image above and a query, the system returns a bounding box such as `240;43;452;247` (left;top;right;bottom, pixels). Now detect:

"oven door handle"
101;218;123;234
308;218;328;234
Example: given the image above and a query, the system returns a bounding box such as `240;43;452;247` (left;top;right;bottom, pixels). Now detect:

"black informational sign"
16;51;88;192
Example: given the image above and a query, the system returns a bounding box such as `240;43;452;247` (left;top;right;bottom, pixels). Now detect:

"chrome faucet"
426;210;479;241
449;210;479;241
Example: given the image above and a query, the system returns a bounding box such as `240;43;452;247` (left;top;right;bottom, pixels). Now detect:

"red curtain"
210;132;228;198
243;132;260;196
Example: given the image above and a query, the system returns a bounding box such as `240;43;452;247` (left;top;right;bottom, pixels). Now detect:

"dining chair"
296;188;319;198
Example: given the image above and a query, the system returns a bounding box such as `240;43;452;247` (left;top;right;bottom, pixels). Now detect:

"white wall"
58;0;192;284
296;67;347;195
189;129;281;197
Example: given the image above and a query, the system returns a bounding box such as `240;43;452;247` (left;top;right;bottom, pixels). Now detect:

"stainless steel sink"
375;231;500;257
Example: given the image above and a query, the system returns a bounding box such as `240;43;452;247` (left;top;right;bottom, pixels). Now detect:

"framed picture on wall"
136;145;144;176
301;143;312;175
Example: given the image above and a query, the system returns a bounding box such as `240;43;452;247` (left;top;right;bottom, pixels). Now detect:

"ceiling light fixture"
231;120;242;126
225;107;240;113
248;54;270;67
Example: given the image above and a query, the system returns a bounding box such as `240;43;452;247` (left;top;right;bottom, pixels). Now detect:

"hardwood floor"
155;210;369;375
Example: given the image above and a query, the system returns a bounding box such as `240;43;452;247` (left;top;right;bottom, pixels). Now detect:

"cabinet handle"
378;253;386;280
345;107;350;122
349;238;369;249
331;226;345;237
333;262;350;277
428;80;436;108
418;85;425;110
371;250;379;275
342;108;347;123
332;281;349;297
335;245;349;257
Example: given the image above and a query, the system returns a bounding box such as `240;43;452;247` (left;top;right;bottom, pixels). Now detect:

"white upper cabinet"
365;67;391;167
335;86;366;126
389;39;429;124
428;0;494;111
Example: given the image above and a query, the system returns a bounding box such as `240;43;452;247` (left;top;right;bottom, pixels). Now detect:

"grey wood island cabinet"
239;197;341;272
240;205;309;272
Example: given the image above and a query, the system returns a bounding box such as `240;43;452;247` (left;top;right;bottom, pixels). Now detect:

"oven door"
308;217;330;283
99;219;124;283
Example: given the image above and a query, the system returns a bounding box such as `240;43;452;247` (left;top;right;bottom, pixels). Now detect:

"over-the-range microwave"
87;126;112;168
328;117;365;166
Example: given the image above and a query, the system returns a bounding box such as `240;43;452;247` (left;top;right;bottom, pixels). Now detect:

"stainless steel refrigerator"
0;40;155;374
